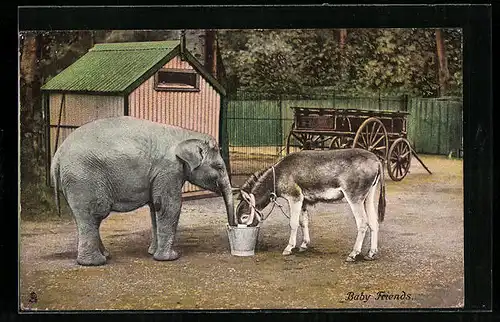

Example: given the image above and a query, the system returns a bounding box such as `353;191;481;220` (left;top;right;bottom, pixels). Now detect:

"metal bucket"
226;225;260;256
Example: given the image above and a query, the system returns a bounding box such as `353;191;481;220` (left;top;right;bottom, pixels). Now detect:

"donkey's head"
235;190;260;226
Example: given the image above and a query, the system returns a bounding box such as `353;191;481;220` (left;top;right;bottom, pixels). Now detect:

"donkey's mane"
240;168;268;193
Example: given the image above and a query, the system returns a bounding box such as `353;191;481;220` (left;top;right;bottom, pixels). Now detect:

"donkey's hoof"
364;254;377;261
345;255;357;262
298;246;308;252
282;249;293;256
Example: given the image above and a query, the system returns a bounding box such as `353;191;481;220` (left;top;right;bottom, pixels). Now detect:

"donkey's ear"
175;139;207;172
240;190;251;201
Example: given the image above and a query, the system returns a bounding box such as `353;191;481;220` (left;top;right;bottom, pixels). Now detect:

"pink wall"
129;55;220;141
128;55;221;193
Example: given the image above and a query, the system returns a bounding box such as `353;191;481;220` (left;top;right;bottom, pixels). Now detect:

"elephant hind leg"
73;212;107;266
64;185;112;265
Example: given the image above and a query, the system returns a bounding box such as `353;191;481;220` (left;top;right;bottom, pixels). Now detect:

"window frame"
154;68;200;92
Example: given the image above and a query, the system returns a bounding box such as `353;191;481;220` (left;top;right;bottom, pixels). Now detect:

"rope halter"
239;165;289;225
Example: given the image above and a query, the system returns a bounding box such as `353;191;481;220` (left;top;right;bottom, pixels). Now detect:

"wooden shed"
41;40;228;196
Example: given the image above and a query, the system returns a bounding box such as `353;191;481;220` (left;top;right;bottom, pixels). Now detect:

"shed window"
155;69;200;91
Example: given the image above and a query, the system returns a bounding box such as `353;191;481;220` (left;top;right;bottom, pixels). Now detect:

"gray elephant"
50;116;235;266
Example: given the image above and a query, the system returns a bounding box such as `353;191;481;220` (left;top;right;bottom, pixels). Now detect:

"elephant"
50;116;235;266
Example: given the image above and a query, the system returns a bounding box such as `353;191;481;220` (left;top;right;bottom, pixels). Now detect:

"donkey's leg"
364;184;379;260
282;195;303;256
345;198;369;262
299;206;310;252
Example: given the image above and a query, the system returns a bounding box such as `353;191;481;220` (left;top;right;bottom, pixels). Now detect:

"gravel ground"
19;154;463;311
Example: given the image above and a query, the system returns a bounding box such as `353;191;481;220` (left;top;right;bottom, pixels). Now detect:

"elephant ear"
175;139;207;172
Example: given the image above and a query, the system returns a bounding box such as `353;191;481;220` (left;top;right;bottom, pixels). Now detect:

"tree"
20;32;43;183
435;28;450;96
217;28;463;97
337;29;348;82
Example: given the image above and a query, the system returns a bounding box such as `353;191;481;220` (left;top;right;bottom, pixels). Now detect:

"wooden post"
410;146;433;174
44;92;51;186
54;94;66;154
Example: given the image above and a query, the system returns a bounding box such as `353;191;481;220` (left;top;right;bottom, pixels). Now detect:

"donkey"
235;148;386;261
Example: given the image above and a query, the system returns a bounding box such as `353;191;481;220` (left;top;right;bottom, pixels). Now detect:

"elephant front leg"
148;203;158;255
153;195;182;261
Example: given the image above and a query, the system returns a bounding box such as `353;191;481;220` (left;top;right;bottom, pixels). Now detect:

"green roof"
41;40;225;95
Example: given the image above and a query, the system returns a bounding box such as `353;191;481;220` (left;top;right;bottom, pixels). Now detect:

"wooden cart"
286;107;431;181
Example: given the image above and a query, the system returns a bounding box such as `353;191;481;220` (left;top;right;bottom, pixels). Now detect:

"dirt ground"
19;154;463;311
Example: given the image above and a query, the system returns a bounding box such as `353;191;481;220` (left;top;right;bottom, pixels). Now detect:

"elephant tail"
50;157;61;217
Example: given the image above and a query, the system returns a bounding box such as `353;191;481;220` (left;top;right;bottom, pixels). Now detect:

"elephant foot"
153;249;180;261
77;252;107;266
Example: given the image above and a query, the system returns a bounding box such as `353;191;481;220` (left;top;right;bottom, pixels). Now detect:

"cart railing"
291;106;409;136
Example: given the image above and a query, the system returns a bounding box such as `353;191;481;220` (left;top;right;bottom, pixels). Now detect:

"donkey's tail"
50;157;61;217
377;160;386;222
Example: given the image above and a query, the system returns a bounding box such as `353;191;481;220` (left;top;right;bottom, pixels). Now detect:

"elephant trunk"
219;174;236;226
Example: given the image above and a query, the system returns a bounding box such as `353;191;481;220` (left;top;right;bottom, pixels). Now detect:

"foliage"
218;28;463;97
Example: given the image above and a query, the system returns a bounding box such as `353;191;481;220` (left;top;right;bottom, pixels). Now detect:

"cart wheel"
329;136;352;149
387;138;412;181
286;128;331;154
352;117;388;161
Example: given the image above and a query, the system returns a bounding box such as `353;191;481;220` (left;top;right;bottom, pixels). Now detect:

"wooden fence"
407;97;462;156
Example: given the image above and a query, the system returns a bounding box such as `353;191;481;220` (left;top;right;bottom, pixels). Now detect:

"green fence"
407;97;463;156
227;99;282;147
227;92;462;177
